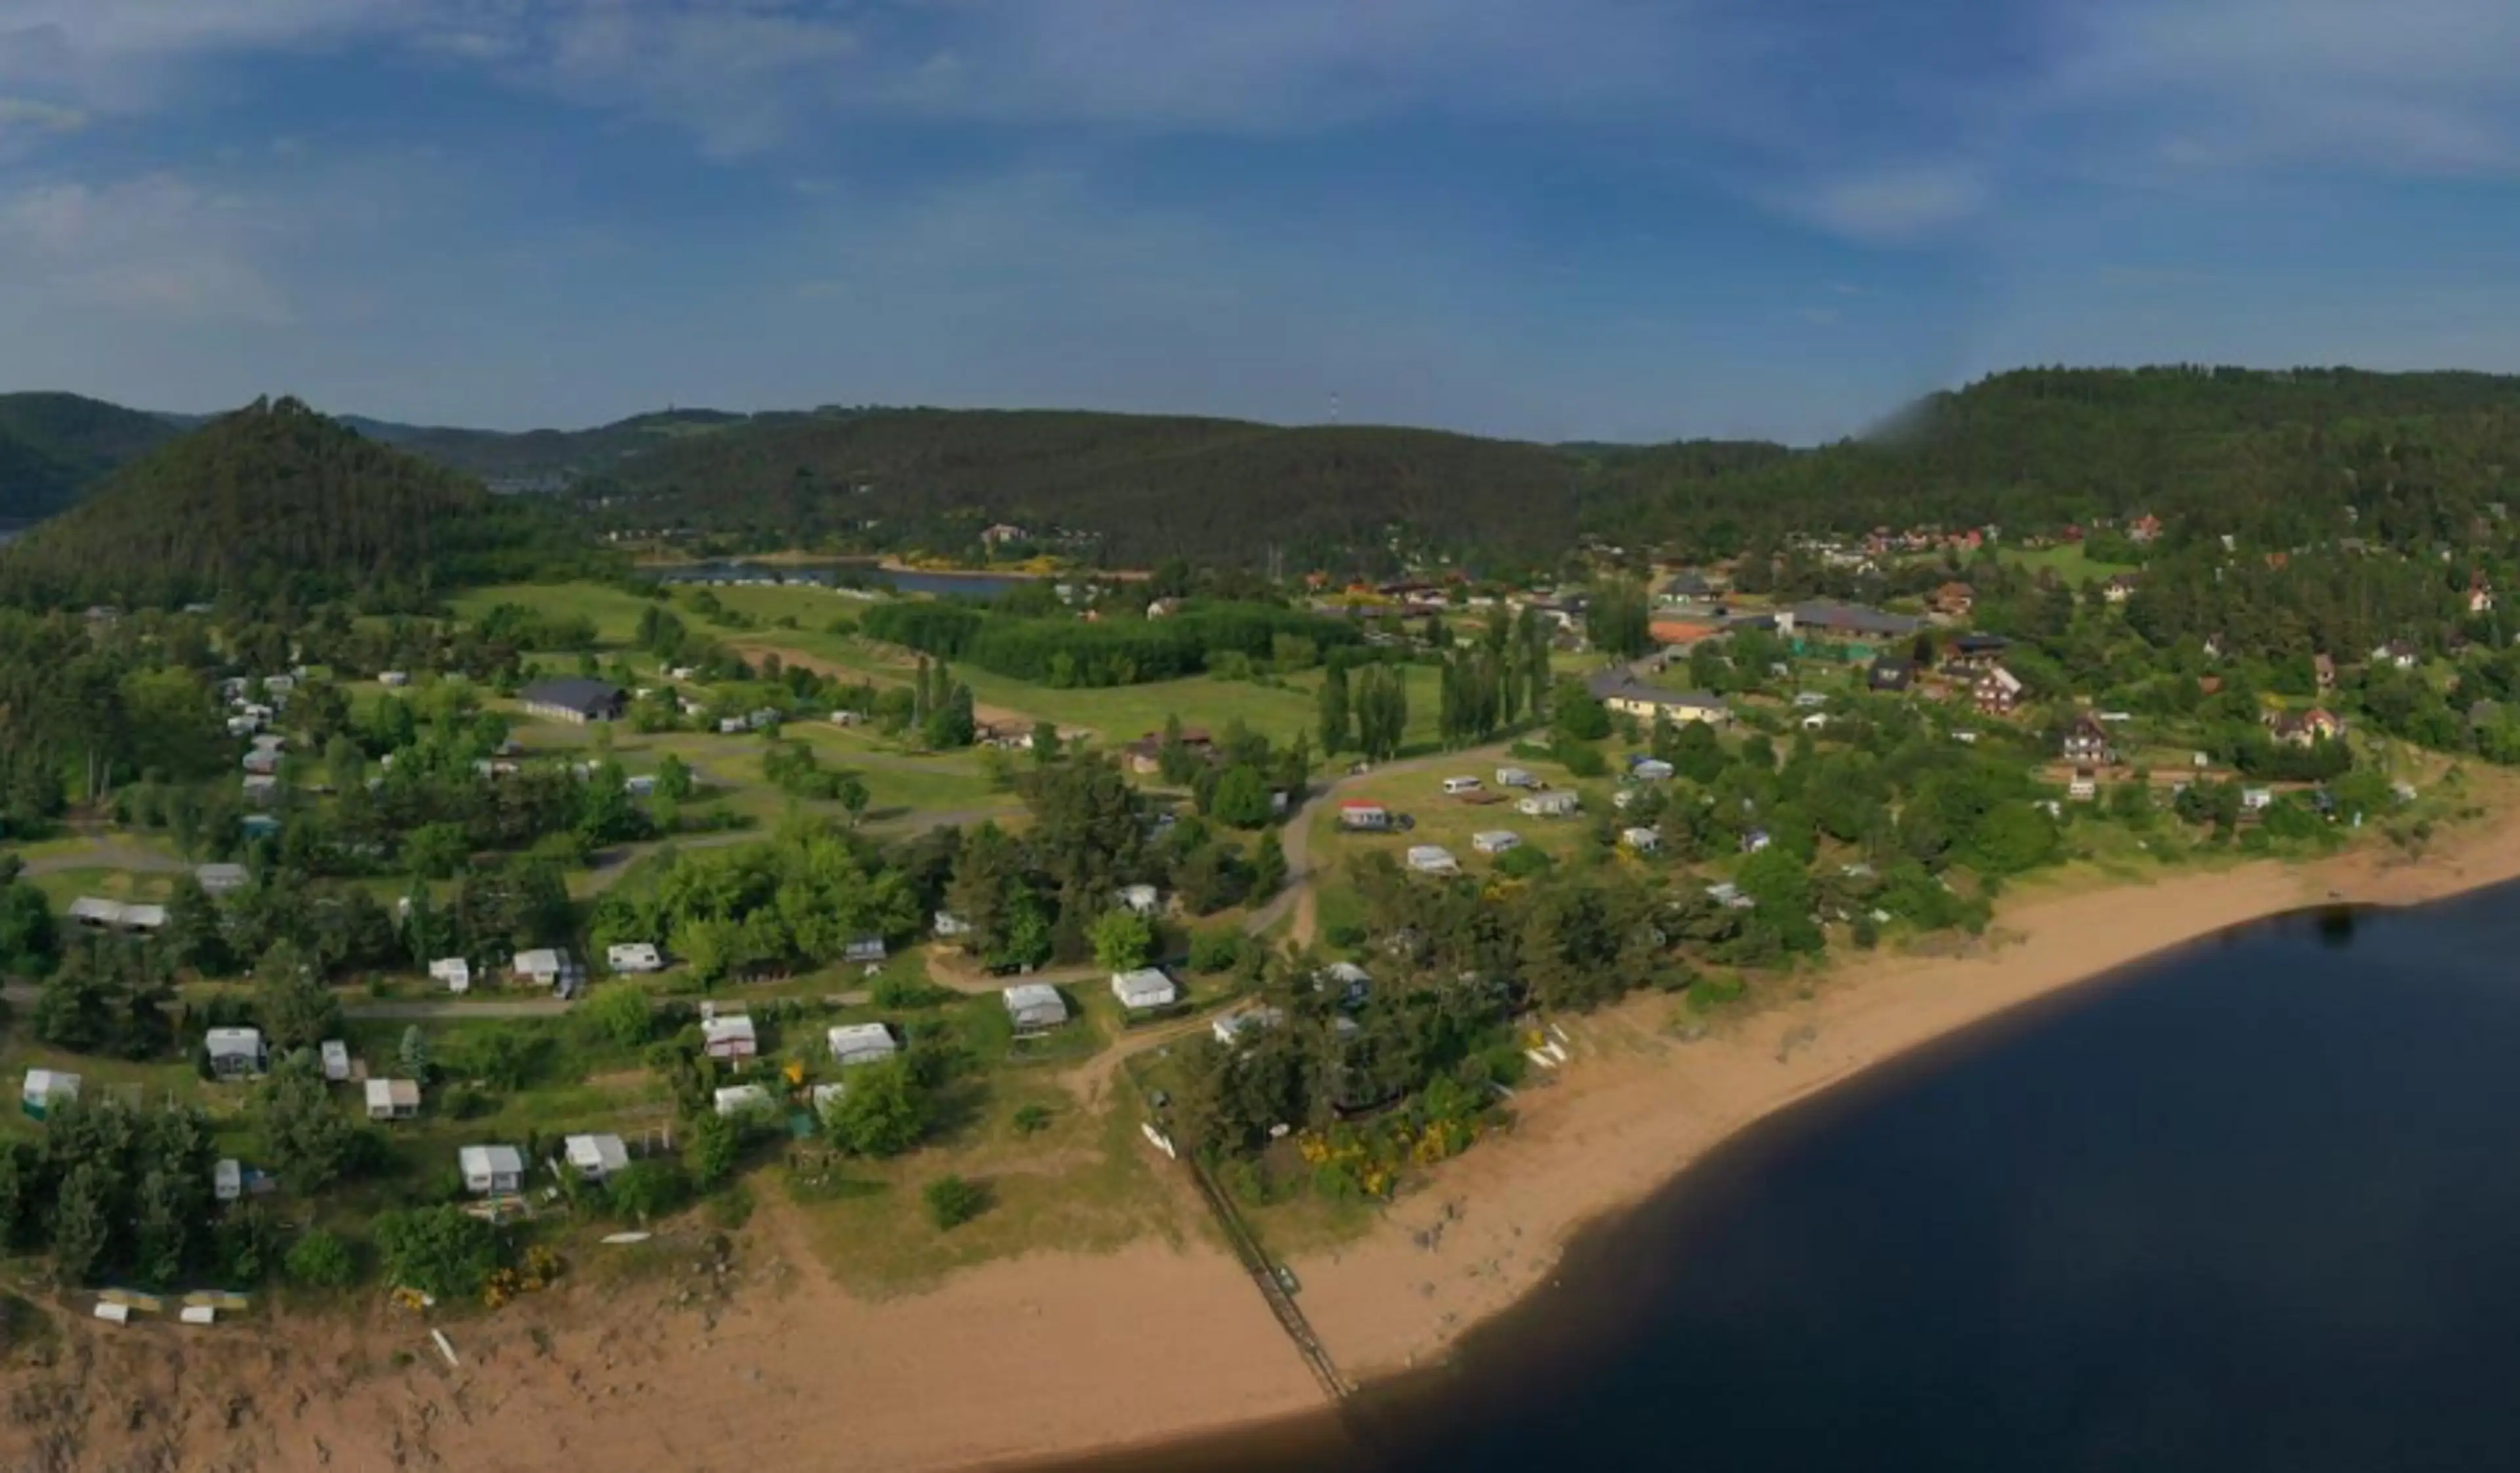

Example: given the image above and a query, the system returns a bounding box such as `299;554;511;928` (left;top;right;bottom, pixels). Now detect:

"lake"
641;559;1032;599
1051;884;2520;1472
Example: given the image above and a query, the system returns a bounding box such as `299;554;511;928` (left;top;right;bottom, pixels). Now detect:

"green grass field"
1989;544;2140;580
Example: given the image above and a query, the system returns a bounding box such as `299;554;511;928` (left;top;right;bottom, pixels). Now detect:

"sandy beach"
11;819;2520;1472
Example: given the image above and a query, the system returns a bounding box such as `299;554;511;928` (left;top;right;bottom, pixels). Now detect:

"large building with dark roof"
520;677;627;724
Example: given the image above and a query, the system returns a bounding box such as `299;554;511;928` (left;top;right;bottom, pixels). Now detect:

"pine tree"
1316;663;1351;754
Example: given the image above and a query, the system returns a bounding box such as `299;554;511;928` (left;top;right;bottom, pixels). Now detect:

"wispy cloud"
1784;164;1990;244
0;173;289;322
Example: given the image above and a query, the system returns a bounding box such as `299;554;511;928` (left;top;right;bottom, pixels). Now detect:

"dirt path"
1244;738;1521;945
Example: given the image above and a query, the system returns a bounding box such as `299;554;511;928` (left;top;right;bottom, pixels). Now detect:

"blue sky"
0;1;2515;444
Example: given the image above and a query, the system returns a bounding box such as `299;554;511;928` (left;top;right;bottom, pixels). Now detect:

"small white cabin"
701;1013;758;1062
1471;830;1522;856
459;1144;525;1197
1111;966;1179;1012
366;1078;420;1120
606;942;665;974
429;957;472;994
565;1132;631;1182
204;1027;268;1081
1003;984;1069;1031
826;1022;899;1069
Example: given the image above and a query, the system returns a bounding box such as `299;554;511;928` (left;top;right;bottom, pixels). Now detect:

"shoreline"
18;821;2520;1472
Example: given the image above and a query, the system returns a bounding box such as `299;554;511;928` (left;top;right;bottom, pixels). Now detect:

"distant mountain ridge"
0;392;182;522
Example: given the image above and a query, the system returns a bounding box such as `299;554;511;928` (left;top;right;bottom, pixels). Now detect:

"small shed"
319;1040;350;1083
1003;983;1069;1031
366;1078;421;1121
714;1083;774;1118
565;1133;631;1182
20;1069;79;1119
1111;966;1180;1012
204;1027;267;1081
826;1022;899;1069
459;1144;526;1197
429;957;472;993
606;942;665;974
701;1013;758;1062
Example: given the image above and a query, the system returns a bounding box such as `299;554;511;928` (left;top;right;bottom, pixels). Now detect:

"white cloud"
0;173;289;322
1786;165;1988;244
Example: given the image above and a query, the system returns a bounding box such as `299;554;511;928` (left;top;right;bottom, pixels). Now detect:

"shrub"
923;1174;990;1230
1494;845;1554;879
285;1228;357;1289
1186;929;1245;974
371;1207;503;1300
608;1160;692;1220
1013;1104;1055;1136
1555;741;1608;778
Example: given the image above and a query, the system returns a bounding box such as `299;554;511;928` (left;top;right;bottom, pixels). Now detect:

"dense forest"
0;392;179;524
0;398;593;610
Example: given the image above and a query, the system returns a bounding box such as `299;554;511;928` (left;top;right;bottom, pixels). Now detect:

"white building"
1519;791;1581;818
320;1039;350;1082
366;1078;421;1120
1494;766;1539;789
204;1027;267;1080
20;1068;78;1119
826;1022;900;1068
565;1133;631;1182
1620;827;1662;854
1629;758;1675;781
429;957;472;993
1111;966;1180;1012
714;1083;775;1118
213;1159;243;1203
1321;961;1372;1007
459;1144;525;1197
196;862;250;896
1117;884;1162;917
513;948;583;997
1003;984;1069;1031
606;942;665;974
1471;830;1522;856
1405;844;1460;875
702;1012;758;1062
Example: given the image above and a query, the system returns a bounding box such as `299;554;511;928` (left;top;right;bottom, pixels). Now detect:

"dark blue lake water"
642;560;1031;599
1053;885;2520;1473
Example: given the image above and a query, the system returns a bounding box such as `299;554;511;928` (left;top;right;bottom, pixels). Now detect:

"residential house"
68;898;165;934
2268;708;2348;749
2068;770;2099;802
1123;726;1213;776
20;1068;78;1120
365;1079;421;1121
607;942;665;973
204;1027;267;1081
1975;666;2025;716
1110;966;1181;1012
214;1159;243;1203
242;749;281;777
1777;600;1924;651
429;957;472;994
379;671;410;688
518;678;627;724
2103;573;2142;605
1927;582;1976;619
1405;845;1461;875
1944;634;2012;671
1867;657;1914;694
459;1144;526;1197
2062;714;2114;766
826;1022;900;1069
1471;830;1523;856
565;1133;631;1183
1003;984;1069;1031
2128;514;2162;544
1518;791;1581;818
1586;669;1729;726
700;1012;758;1063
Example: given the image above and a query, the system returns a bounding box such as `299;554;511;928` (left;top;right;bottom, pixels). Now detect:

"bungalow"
1586;669;1729;726
607;942;665;974
320;1039;350;1083
20;1068;79;1120
1620;827;1662;854
1791;692;1828;709
240;814;283;843
625;774;658;797
2062;714;2114;766
826;1022;900;1069
1111;966;1181;1012
1211;1007;1286;1050
513;948;584;996
1405;844;1461;875
204;1027;267;1081
713;1083;775;1118
459;1144;526;1197
1472;829;1523;856
810;1083;848;1117
701;1012;758;1063
1003;983;1069;1031
1518;790;1581;818
1116;884;1162;917
2269;708;2347;749
565;1132;631;1183
2471;572;2498;615
365;1078;421;1121
196;862;249;897
429;957;472;993
1337;800;1395;832
1975;666;2025;716
519;677;627;724
1706;882;1755;911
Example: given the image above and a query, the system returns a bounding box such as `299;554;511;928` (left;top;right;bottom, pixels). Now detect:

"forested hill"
577;407;1669;566
0;397;582;610
0;392;180;523
1608;367;2520;557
